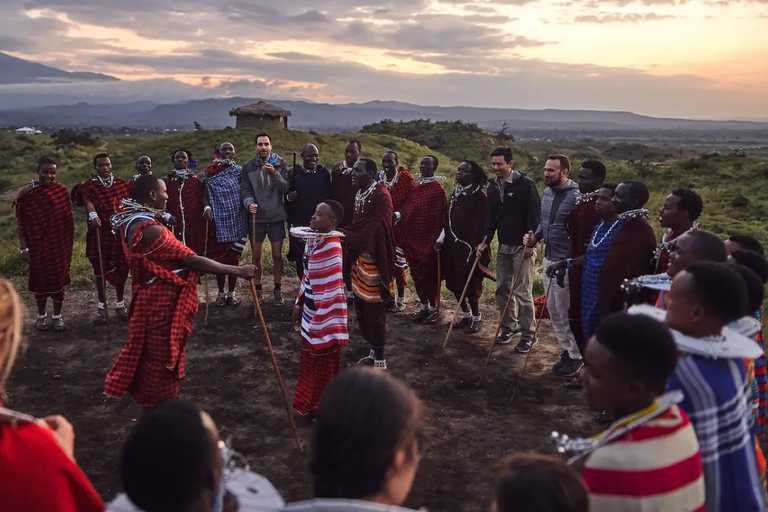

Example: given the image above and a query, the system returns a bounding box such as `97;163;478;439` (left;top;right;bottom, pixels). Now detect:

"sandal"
227;295;240;307
52;317;67;332
465;316;483;334
36;315;51;331
215;295;227;307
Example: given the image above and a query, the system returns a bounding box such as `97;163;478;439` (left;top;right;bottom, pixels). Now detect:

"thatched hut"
228;101;292;130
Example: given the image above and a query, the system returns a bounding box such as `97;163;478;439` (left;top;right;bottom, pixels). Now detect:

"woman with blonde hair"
0;278;104;512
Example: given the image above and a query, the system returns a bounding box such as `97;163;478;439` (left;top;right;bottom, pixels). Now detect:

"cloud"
572;12;676;22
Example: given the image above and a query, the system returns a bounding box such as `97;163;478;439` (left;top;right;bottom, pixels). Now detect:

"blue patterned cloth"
668;355;765;512
204;163;248;243
581;219;625;340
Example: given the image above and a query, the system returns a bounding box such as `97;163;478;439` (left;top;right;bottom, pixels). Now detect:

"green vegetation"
1;124;767;305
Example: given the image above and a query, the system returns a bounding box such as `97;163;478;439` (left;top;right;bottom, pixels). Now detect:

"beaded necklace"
94;173;114;189
354;181;377;213
575;189;599;205
653;222;700;262
415;175;446;185
590;209;648;248
378;169;399;189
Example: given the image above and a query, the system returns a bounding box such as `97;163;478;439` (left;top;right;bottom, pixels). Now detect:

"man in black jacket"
477;147;541;350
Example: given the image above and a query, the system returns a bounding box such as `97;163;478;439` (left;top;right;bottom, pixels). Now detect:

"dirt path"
8;279;596;512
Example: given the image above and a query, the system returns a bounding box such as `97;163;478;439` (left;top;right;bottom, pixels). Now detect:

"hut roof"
229;101;292;118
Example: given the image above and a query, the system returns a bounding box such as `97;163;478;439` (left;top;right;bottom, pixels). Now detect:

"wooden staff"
435;251;442;326
95;226;111;348
509;277;554;404
443;254;482;349
248;279;304;453
477;252;527;385
251;212;258;318
203;221;210;327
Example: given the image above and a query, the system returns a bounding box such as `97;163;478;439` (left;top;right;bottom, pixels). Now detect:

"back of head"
730;265;765;315
728;234;764;256
621;180;650;208
731;249;768;284
581;160;606;181
596;313;677;394
311;367;423;500
686;262;747;325
671;188;704;221
131;175;162;204
490;147;513;164
121;400;214;512
0;279;23;398
687;230;728;263
495;453;588;512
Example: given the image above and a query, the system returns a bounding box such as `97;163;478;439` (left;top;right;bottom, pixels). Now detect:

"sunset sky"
1;0;767;118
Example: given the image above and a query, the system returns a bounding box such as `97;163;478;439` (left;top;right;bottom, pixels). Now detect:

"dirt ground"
8;278;597;512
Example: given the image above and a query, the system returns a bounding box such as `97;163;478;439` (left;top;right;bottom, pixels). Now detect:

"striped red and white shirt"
582;404;705;512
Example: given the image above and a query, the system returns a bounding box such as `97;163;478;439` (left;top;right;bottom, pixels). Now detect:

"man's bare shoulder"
15;183;34;200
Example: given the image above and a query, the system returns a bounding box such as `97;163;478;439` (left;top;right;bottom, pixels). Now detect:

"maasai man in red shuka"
330;139;361;299
14;157;74;332
380;150;414;313
105;176;255;409
291;201;348;415
654;188;703;274
166;147;206;256
400;155;448;324
564;160;605;355
436;161;494;335
71;153;131;324
203;142;248;307
341;158;395;370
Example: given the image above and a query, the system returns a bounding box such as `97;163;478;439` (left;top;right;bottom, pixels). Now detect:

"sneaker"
273;290;285;307
514;338;536;353
215;294;227;307
226;294;240;307
552;351;569;373
555;356;584;378
425;309;439;324
496;329;514;345
36;315;50;331
393;298;405;312
357;350;375;365
373;359;388;370
409;308;430;323
452;316;472;329
563;374;583;389
52;316;67;332
465;316;483;334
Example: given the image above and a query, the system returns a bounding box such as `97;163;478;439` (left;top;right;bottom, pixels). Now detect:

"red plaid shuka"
400;181;447;303
104;220;199;407
383;167;414;247
166;173;206;255
14;182;74;298
74;175;131;265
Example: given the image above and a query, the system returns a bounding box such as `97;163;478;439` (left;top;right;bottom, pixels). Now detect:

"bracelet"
203;206;212;213
88;211;98;221
20;248;29;254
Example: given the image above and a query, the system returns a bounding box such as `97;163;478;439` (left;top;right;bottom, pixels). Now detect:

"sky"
1;0;767;118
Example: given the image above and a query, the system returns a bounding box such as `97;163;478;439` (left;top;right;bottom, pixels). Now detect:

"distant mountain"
1;96;768;145
0;52;118;85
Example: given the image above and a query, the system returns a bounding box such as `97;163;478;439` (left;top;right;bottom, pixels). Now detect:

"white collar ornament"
354;181;377;213
575;190;600;205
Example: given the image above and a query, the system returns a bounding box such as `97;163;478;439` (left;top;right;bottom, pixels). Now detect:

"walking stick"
251;212;258;318
443;254;481;349
477;252;527;385
435;251;441;327
509;277;554;404
203;220;210;327
95;226;111;348
248;279;304;453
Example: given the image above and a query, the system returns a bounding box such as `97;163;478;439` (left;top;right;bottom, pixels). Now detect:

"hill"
0;52;118;84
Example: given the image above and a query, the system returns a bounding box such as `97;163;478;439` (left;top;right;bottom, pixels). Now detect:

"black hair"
601;183;618;192
729;234;765;256
384;150;399;164
322;200;345;224
255;132;272;144
685;262;747;325
620;180;650;208
358;157;378;176
490;147;513;164
731;265;765;315
580;160;607;181
37;157;57;171
462;160;489;187
494;453;588;512
425;154;439;168
685;230;728;264
170;147;192;163
92;153;110;168
547;154;571;171
121;400;215;512
731;249;768;284
346;138;362;151
595;313;678;394
671;188;704;221
311;367;424;500
131;175;163;204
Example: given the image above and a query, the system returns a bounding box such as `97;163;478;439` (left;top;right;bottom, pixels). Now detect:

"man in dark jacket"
524;155;581;375
478;147;541;348
240;132;289;306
